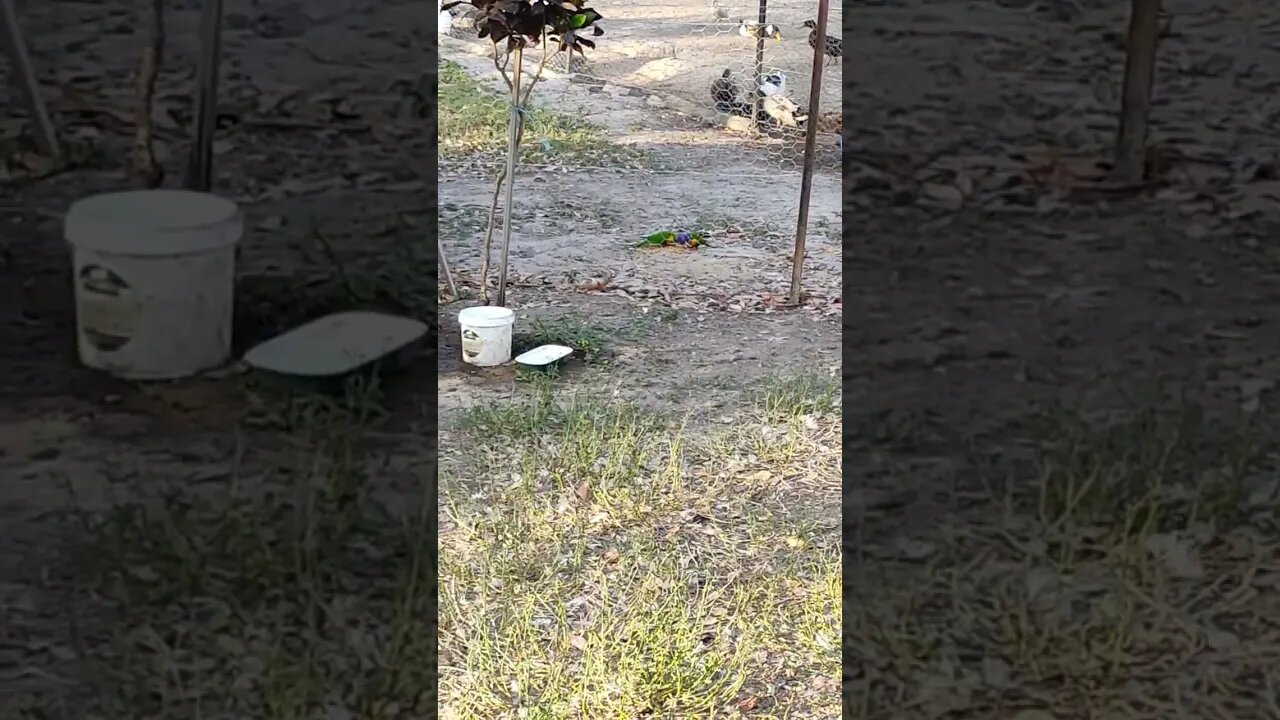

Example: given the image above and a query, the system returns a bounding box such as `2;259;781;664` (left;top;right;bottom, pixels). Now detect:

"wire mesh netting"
555;0;842;169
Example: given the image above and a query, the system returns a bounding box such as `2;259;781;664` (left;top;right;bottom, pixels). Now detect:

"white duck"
438;0;453;34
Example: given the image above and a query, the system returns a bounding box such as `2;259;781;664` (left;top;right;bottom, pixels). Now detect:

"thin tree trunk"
495;44;523;307
477;36;552;304
477;168;505;304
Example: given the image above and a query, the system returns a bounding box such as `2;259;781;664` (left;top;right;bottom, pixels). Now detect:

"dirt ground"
847;1;1280;717
846;1;1280;528
436;29;842;412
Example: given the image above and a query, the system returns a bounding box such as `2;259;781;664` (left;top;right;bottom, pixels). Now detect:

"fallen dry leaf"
1141;533;1203;580
921;182;965;210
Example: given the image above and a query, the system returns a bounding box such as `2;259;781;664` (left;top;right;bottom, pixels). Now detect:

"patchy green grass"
440;373;842;719
438;60;649;167
505;310;677;367
847;400;1280;718
517;315;611;360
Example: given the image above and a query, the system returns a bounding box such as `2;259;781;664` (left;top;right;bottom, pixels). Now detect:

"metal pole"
0;0;59;157
750;0;767;129
495;45;523;307
789;0;828;305
186;0;224;191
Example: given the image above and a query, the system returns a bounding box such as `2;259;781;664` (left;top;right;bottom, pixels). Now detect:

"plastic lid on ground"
514;344;573;367
244;311;428;377
65;190;243;256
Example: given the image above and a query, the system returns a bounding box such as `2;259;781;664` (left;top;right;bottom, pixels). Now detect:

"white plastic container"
244;312;427;378
64;190;243;380
458;305;515;366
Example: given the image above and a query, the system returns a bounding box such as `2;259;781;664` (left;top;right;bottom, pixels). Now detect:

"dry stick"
789;0;829;305
186;0;224;191
438;237;459;298
476;36;555;304
130;0;164;188
0;0;59;158
1113;0;1162;185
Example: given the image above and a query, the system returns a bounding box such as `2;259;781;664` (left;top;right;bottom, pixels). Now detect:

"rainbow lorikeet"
637;230;706;249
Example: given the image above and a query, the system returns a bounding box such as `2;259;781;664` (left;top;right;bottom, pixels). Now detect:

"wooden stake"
1113;0;1161;185
186;0;224;191
789;0;829;305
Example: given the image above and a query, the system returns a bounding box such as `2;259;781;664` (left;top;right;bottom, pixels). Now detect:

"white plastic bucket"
458;305;515;366
64;190;243;380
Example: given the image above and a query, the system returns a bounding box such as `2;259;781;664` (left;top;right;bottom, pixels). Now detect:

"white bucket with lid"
458;305;515;366
64;189;243;380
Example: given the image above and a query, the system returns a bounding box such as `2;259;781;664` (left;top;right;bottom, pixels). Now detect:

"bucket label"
461;328;484;361
78;265;139;352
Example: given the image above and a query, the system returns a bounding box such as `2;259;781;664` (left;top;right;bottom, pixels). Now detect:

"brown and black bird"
711;68;754;115
803;20;841;66
711;68;736;108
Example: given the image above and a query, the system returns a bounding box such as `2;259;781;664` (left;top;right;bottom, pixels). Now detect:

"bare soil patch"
847;2;1280;717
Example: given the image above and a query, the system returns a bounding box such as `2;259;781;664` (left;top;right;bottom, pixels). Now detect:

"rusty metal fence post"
788;0;829;304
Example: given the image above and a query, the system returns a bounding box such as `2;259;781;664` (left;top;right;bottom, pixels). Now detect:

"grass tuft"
518;315;611;361
439;60;650;167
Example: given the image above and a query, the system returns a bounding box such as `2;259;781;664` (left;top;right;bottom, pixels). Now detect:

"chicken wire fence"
549;0;842;167
440;0;841;239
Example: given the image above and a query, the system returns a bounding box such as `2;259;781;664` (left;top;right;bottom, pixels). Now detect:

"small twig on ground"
439;237;459;299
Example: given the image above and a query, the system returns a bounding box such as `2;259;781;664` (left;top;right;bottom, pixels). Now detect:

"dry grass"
438;60;650;168
6;380;437;719
439;373;841;719
847;402;1280;718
